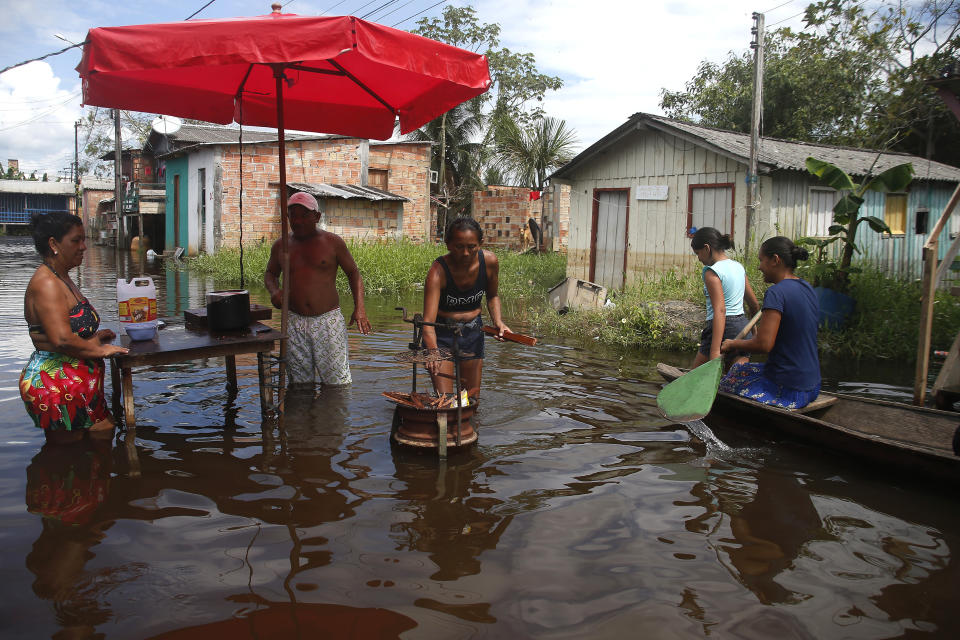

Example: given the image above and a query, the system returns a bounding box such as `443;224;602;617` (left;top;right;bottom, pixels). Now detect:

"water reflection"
25;440;114;639
1;237;960;638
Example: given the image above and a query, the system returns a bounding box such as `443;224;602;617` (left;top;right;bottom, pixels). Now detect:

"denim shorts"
436;314;484;360
698;313;750;357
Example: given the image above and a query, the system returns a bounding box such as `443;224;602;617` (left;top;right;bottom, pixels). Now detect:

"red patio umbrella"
77;4;491;403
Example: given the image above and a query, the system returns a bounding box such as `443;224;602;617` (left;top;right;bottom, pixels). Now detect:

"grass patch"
530;284;696;350
818;268;960;360
185;240;960;361
183;239;566;299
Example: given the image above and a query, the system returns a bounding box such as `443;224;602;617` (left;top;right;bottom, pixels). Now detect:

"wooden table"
110;321;282;428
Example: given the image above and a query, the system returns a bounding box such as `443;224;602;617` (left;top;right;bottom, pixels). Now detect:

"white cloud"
472;0;806;149
0;62;82;178
0;0;811;176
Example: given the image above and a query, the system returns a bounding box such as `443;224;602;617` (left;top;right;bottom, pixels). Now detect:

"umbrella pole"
275;68;290;414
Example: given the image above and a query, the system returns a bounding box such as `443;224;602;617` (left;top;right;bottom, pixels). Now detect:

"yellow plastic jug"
117;277;157;323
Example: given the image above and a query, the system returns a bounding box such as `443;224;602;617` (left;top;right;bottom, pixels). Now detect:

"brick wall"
323;199;402;240
216;138;430;246
471;185;542;249
370;143;431;241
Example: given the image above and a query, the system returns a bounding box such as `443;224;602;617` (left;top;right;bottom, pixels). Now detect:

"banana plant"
801;156;914;290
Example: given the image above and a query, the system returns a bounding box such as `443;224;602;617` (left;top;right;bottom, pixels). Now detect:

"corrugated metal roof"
81;178;115;190
552;112;960;183
168;123;318;144
0;180;75;195
288;182;408;202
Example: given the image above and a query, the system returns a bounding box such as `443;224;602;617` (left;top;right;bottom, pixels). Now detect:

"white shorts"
287;308;352;386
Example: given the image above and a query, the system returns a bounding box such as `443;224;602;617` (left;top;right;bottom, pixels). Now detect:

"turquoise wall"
164;156;189;250
854;183;958;281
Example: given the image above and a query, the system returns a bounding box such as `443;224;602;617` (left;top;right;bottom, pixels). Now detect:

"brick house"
471;183;571;251
155;123;432;255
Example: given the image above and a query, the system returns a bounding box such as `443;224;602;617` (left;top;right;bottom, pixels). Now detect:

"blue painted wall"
854;183;958;282
164;156;189;250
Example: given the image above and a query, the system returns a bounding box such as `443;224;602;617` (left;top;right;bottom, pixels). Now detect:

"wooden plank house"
550;112;960;290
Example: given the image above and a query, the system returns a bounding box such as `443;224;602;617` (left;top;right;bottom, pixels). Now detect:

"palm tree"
407;98;488;223
493;115;579;190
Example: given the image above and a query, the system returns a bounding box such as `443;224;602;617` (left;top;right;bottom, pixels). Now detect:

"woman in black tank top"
422;217;512;399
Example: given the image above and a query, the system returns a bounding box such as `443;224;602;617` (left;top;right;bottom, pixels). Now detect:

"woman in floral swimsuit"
20;212;128;444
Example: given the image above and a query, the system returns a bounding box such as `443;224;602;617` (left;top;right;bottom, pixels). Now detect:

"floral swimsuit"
20;267;110;432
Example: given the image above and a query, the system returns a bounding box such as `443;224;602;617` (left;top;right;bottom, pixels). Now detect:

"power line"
0;94;79;131
762;0;797;14
0;91;82;106
348;0;383;16
319;0;350;15
767;9;807;27
362;0;402;20
375;0;419;21
0;41;85;77
392;0;448;28
186;0;217;20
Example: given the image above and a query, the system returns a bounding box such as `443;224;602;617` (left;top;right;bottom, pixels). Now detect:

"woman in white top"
690;227;759;369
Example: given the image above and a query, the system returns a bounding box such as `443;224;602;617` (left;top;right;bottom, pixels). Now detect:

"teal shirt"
702;258;746;321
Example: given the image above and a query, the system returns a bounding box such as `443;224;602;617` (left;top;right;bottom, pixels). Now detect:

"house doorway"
198;168;207;253
589;188;630;289
173;175;181;249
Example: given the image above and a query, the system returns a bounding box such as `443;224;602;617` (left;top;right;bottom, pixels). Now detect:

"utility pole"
114;109;123;251
74;119;81;221
745;11;765;253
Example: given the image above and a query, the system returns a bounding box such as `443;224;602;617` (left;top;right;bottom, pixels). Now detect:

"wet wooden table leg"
257;352;269;415
110;358;121;417
121;366;136;429
225;355;238;392
125;425;140;477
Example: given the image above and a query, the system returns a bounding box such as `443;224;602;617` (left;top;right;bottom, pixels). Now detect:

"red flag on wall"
529;190;541;201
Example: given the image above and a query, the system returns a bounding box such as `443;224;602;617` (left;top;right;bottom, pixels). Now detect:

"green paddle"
656;311;762;422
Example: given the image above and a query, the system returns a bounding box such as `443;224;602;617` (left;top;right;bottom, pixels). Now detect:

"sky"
0;0;810;180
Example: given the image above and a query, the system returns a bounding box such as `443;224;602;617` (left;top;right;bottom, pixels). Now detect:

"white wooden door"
591;190;629;289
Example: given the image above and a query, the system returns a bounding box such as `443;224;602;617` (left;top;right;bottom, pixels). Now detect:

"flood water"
1;235;958;639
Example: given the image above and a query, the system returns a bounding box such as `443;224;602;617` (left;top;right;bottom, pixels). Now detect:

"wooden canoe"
657;363;960;484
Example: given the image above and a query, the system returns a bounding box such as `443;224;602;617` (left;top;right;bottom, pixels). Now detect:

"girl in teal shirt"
690;227;759;369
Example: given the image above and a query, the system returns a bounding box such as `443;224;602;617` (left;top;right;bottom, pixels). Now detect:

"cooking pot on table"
206;290;251;332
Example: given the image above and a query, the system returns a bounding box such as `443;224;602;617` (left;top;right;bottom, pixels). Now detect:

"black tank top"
436;251;487;313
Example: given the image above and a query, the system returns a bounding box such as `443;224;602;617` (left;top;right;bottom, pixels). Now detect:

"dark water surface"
1;236;958;639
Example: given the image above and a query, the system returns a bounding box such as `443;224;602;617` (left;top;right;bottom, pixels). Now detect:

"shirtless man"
264;192;371;387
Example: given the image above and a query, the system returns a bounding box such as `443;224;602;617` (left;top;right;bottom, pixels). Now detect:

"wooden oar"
481;326;537;346
656;311;762;422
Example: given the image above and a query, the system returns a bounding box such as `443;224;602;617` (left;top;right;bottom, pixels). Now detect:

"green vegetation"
183;239;566;300
185;241;960;361
661;0;960;166
531;252;960;361
529;274;699;351
818;269;960;361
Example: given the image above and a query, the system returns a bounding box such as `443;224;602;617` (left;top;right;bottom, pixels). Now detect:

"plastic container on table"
118;277;158;340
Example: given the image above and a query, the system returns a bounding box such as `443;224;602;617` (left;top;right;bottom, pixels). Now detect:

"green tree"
414;6;563;125
410;6;564;216
406;98;487;224
79;107;153;178
660;0;960;163
493;115;579;190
